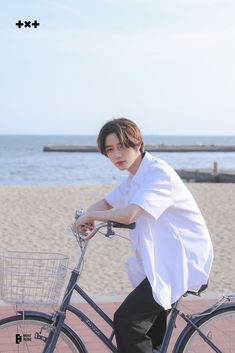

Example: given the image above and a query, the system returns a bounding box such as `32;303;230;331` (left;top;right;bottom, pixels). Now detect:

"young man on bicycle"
74;118;214;353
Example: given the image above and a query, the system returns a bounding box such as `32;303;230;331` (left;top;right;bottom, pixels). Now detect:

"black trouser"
113;277;167;353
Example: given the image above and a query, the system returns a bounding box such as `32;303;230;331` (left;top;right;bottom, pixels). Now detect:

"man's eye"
106;148;112;153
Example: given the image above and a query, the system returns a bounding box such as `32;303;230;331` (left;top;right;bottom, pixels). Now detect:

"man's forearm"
88;204;142;225
86;198;112;213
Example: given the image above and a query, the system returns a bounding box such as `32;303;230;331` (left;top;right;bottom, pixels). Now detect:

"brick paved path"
0;297;221;352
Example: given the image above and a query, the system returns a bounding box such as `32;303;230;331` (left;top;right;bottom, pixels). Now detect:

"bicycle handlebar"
110;221;136;229
74;220;136;241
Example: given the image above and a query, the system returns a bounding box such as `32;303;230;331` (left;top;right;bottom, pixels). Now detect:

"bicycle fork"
41;268;81;353
41;311;66;353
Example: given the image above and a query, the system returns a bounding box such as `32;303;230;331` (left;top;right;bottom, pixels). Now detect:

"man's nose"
113;148;122;158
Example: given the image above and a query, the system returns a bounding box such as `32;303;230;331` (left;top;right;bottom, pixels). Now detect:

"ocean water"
0;135;235;184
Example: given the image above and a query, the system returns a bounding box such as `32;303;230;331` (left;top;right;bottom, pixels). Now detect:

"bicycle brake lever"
106;223;115;237
106;229;115;238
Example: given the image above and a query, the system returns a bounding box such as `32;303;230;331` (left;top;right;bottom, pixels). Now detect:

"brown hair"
97;118;144;156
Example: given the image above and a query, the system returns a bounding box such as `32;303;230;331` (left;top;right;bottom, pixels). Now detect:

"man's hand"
73;213;94;235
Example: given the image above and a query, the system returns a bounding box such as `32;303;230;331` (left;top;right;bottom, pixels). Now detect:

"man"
74;118;213;353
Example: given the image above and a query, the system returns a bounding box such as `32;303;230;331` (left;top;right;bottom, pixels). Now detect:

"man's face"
105;133;142;174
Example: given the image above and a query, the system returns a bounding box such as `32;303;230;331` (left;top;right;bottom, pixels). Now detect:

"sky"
0;0;235;135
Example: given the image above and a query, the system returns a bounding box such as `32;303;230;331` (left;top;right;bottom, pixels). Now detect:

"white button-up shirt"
106;152;214;310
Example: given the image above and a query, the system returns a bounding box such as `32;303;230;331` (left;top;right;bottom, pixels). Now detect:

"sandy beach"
0;183;235;301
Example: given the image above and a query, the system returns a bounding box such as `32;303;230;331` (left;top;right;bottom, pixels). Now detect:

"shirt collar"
128;152;153;185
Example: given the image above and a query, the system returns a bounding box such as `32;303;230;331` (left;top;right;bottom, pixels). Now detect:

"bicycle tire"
0;313;87;353
176;302;235;353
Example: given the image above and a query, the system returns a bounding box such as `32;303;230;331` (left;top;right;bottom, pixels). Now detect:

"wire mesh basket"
0;250;69;306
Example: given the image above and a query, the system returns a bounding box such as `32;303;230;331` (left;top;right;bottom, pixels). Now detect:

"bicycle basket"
0;250;69;306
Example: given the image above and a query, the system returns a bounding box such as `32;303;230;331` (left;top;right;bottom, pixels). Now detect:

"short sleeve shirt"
105;152;214;310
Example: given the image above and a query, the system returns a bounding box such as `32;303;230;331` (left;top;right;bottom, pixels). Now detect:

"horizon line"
1;133;235;137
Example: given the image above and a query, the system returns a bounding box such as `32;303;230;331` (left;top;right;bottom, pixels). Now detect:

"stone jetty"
42;145;235;182
43;145;235;153
176;168;235;183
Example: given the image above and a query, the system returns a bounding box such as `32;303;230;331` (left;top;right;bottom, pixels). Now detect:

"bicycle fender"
16;310;88;353
17;310;52;321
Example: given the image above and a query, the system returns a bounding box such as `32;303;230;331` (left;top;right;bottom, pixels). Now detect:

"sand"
0;183;235;301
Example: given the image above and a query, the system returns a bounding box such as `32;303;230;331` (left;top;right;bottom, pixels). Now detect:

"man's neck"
128;153;144;175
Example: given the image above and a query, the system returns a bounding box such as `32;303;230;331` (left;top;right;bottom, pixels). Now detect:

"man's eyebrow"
105;142;122;148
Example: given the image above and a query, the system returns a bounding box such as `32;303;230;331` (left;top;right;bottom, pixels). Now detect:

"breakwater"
175;169;235;183
42;145;235;182
43;145;235;152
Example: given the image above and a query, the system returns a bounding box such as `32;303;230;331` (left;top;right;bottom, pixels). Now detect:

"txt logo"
16;20;40;28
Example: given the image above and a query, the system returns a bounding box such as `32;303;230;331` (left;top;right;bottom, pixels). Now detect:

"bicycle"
0;210;235;353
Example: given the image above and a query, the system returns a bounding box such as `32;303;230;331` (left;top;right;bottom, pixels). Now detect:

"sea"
0;135;235;185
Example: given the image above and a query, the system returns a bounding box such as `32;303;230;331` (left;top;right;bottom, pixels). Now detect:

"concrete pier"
175;169;235;183
42;145;235;182
43;145;235;152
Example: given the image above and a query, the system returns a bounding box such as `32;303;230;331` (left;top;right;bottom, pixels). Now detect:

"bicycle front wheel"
0;314;87;353
177;303;235;353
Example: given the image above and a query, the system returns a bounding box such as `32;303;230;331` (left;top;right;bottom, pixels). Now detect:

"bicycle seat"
185;283;208;297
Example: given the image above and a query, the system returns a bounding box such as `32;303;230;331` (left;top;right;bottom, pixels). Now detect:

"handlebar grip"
109;221;136;230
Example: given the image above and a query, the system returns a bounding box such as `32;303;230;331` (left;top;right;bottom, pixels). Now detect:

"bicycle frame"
37;226;180;353
17;291;233;353
35;244;223;353
67;284;118;352
14;219;234;353
39;262;180;353
39;266;184;353
40;273;220;353
36;266;117;353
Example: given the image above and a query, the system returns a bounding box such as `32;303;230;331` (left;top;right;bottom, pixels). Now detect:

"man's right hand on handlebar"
77;223;94;234
73;213;94;235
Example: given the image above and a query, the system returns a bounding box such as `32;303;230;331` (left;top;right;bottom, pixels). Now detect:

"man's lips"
116;161;125;166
